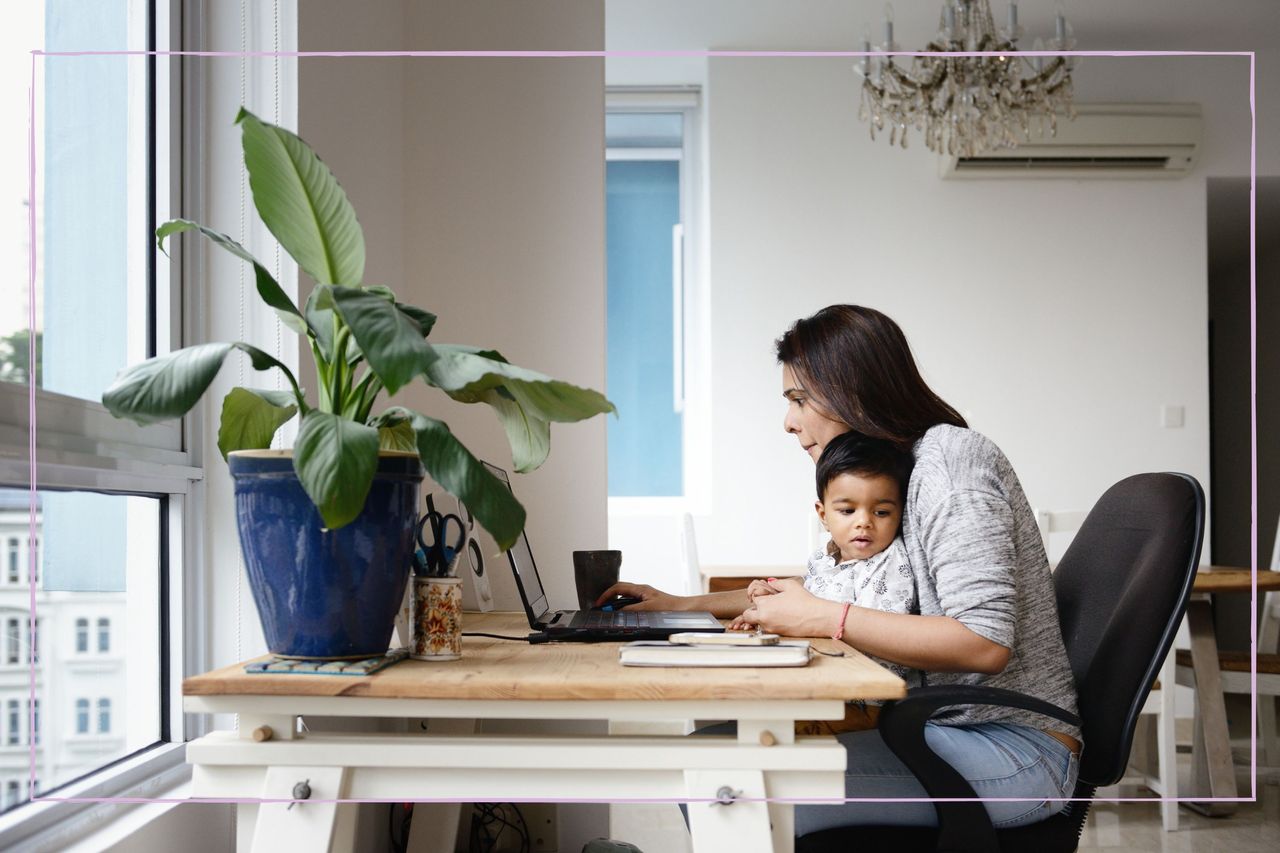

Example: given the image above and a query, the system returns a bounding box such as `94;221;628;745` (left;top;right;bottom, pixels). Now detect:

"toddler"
737;431;919;734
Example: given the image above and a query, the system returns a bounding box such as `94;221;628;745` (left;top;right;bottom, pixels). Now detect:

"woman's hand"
594;581;683;611
728;611;758;631
736;577;841;637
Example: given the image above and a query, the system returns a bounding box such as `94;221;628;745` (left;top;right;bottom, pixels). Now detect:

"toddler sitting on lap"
734;431;920;734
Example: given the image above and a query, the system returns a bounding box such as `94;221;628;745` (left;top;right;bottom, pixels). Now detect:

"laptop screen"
481;462;550;621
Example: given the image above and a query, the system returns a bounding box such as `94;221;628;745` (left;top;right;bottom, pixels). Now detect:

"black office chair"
797;472;1204;853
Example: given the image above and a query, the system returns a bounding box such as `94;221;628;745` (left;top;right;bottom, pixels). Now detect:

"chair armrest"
875;685;1081;853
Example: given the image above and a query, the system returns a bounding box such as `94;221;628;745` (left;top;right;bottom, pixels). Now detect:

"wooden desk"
700;565;801;593
184;612;905;853
1180;567;1280;815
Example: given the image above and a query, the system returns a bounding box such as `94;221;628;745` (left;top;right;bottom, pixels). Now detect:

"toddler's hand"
746;578;780;602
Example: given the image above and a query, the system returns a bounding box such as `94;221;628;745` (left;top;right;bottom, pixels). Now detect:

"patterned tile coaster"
245;647;409;676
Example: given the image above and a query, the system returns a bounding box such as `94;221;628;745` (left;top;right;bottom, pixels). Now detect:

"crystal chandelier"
855;1;1077;156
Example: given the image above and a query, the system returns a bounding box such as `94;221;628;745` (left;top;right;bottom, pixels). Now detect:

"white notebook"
618;639;811;668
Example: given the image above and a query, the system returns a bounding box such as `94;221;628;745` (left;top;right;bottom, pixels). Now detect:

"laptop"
483;463;725;641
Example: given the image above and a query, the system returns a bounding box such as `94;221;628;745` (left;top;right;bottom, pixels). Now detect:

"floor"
607;758;1280;852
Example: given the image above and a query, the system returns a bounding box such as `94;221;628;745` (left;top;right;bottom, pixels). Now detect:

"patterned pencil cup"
411;576;463;660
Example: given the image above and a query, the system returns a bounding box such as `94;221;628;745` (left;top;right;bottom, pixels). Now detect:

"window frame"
0;0;200;838
604;87;712;515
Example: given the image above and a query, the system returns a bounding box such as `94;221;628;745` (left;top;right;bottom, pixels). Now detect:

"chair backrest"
1052;472;1204;786
680;513;702;595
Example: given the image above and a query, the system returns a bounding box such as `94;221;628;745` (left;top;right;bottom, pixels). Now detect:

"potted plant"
103;108;614;659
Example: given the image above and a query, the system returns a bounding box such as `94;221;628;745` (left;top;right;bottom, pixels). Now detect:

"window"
5;538;16;584
4;618;16;664
3;782;15;810
31;698;38;745
96;617;109;653
0;0;198;826
5;700;16;745
604;89;709;510
97;698;110;734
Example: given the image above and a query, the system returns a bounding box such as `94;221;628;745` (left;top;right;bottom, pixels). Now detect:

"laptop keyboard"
580;610;643;629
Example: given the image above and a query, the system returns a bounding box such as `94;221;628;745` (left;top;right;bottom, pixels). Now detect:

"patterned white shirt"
804;536;920;689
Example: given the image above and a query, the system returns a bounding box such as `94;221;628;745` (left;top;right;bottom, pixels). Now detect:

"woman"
600;305;1080;833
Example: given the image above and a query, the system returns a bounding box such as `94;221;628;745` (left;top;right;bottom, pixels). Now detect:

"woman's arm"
595;582;752;619
742;579;1011;674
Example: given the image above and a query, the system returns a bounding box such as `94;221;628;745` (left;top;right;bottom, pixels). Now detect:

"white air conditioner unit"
939;103;1202;179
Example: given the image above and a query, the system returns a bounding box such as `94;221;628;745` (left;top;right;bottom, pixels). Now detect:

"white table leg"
1185;598;1238;816
685;769;784;853
236;803;258;852
250;765;349;853
1156;652;1179;831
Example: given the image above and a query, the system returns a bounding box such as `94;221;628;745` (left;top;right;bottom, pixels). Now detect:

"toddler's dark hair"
815;432;913;502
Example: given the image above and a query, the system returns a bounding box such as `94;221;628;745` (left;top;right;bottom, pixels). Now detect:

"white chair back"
680;513;702;595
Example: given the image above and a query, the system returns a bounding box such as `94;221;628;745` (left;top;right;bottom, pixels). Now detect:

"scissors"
415;494;467;576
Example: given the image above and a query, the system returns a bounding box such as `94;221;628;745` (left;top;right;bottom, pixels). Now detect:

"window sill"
0;741;187;851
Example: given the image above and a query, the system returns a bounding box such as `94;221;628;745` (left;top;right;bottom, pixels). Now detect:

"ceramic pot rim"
228;448;421;459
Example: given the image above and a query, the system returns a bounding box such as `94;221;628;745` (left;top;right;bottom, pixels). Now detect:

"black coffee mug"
572;550;623;609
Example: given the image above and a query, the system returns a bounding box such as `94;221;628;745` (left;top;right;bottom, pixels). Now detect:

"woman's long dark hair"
775;305;967;451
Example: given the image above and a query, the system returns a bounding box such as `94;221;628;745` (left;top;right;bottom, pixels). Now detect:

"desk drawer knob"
758;730;777;747
252;725;274;742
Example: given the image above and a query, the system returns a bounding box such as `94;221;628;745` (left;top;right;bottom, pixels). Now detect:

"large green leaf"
424;345;615;423
376;407;526;550
103;342;300;426
293;410;380;529
217;387;298;459
328;286;437;394
477;388;551;473
236;108;365;286
364;287;436;336
157;219;311;335
377;420;417;452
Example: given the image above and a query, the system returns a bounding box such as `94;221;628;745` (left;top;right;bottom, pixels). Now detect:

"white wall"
300;0;609;620
607;48;1270;591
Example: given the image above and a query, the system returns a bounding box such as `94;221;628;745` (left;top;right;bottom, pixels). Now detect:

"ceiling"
605;0;1280;53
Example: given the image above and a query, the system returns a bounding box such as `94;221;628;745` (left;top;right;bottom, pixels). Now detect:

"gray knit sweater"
901;424;1081;740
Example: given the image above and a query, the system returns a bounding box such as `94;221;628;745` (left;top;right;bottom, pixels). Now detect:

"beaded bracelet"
832;602;851;641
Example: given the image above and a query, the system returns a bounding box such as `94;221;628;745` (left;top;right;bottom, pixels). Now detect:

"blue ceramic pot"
228;450;423;659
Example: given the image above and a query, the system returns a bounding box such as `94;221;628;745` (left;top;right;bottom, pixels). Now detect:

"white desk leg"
406;718;477;853
237;803;258;851
1185;598;1238;816
685;769;782;853
250;766;349;853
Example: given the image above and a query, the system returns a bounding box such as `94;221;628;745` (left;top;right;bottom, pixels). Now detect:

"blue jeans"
795;722;1080;835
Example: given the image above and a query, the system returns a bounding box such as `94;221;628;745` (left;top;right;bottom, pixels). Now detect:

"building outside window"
4;617;16;664
74;618;88;654
74;699;89;735
96;618;109;653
